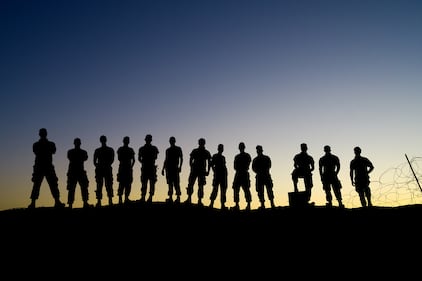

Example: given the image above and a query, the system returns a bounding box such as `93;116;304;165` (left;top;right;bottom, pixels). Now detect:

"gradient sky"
1;0;422;211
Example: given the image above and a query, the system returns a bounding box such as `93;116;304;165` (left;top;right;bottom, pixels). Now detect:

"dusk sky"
1;0;422;210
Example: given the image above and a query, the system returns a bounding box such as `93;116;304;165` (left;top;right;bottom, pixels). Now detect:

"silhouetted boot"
28;199;36;209
198;198;203;207
54;199;65;208
108;197;113;206
184;195;192;204
118;196;123;205
174;196;180;204
209;200;214;208
245;202;251;211
96;199;102;208
270;200;276;209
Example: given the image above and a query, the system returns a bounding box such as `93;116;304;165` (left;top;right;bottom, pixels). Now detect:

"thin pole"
405;154;422;192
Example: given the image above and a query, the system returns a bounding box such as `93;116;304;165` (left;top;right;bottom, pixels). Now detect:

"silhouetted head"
198;138;206;146
39;128;47;138
123;136;130;145
256;145;263;154
218;144;224;153
324;145;331;153
300;143;308;152
354;146;361;155
100;135;107;144
169;136;176;145
238;142;245;151
74;138;81;147
145;134;152;143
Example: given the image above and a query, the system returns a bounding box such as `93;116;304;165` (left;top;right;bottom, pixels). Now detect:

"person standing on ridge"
209;144;228;210
319;145;344;208
232;142;252;211
117;136;136;204
161;136;183;203
252;145;276;209
93;135;115;207
292;143;315;204
138;134;159;203
350;146;374;207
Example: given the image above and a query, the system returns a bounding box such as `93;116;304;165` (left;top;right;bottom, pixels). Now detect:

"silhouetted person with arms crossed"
252;145;275;209
66;137;92;209
138;134;159;203
28;128;65;209
232;142;252;211
117;136;135;205
350;146;374;207
185;138;211;206
161;136;183;203
209;144;228;210
93;135;115;207
292;143;315;204
319;145;344;208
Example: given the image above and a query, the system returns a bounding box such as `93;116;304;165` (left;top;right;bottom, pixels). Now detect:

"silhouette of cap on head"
256;145;263;153
324;145;331;152
145;134;152;142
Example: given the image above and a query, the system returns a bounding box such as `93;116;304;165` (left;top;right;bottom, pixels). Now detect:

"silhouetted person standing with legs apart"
350;146;374;207
28;128;65;209
138;134;159;203
185;138;211;206
209;144;228;210
292;143;315;204
117;136;135;205
66;137;92;209
252;145;275;209
93;135;115;207
319;145;344;208
162;136;183;203
232;142;252;211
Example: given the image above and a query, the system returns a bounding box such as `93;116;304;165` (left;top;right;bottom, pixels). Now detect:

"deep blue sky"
1;0;422;210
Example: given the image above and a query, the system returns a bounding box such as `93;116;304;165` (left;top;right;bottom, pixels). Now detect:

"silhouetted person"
350;146;374;207
232;142;252;211
252;145;275;209
117;136;135;205
161;136;183;203
185;138;211;206
138;134;159;203
292;143;315;204
209;144;228;210
28;128;65;209
319;145;344;208
66;137;92;209
93;135;115;207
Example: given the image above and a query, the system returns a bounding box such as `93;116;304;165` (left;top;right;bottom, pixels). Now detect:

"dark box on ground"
288;191;308;207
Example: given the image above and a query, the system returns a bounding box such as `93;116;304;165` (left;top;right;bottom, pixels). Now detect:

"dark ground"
1;202;421;279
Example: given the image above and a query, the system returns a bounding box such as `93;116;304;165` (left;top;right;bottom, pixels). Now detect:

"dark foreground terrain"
1;203;421;279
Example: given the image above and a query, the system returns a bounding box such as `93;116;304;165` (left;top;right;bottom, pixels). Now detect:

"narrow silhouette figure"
185;138;212;206
252;145;275;209
66;137;92;209
209;144;228;210
232;142;252;211
161;136;183;204
117;136;135;205
292;143;315;204
319;145;344;208
93;135;115;207
350;146;374;207
138;134;159;203
28;128;65;209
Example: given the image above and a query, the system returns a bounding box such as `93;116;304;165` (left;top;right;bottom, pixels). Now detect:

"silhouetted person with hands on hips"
117;136;135;205
350;146;374;207
138;134;159;203
232;142;252;211
162;136;183;204
28;128;65;209
209;144;228;210
252;145;275;209
93;135;115;207
185;138;211;206
292;143;315;205
66;137;92;209
319;145;344;208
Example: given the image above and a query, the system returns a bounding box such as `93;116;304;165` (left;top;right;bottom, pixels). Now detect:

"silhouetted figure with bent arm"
185;138;211;206
161;136;183;203
28;128;65;209
93;135;115;207
209;144;228;210
319;145;344;208
252;145;275;209
117;136;135;205
138;134;159;203
232;142;252;211
350;146;374;207
66;137;92;209
292;143;315;204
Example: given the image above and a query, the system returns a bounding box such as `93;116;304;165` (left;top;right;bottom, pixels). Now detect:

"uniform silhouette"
350;146;374;207
93;135;115;207
252;145;275;209
161;136;183;203
209;144;228;210
319;145;344;208
292;143;315;204
66;138;92;209
185;138;212;206
117;136;135;204
28;128;65;209
138;134;159;203
232;142;252;211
